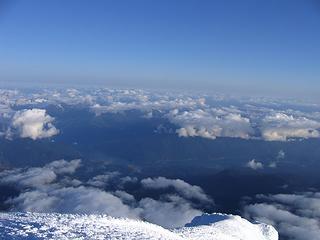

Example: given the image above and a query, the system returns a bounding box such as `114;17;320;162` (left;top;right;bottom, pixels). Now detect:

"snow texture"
0;212;278;240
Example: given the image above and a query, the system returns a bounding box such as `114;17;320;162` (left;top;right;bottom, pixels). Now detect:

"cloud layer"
244;192;320;240
1;160;213;228
1;88;320;142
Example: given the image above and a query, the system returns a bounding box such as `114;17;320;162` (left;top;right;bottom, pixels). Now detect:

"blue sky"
0;0;319;98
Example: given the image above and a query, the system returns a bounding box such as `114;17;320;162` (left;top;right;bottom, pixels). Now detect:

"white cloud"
269;150;286;168
246;159;264;170
141;177;212;203
91;96;205;115
10;109;59;140
168;109;253;140
0;168;57;188
261;113;320;141
87;172;120;188
268;162;277;168
46;159;81;175
3;87;320;142
2;164;140;218
8;186;141;219
139;195;202;228
113;190;136;203
1;160;210;228
277;150;285;160
244;192;320;240
0;159;81;188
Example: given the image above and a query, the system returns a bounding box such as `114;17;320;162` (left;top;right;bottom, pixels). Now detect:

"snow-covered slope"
176;213;278;240
0;212;278;240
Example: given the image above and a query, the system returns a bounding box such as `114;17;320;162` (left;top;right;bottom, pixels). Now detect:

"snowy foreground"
0;212;278;240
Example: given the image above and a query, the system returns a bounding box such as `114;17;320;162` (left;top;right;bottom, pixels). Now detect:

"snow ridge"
0;212;278;240
177;213;278;240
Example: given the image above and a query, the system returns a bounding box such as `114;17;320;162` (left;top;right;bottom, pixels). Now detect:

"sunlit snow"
0;212;278;240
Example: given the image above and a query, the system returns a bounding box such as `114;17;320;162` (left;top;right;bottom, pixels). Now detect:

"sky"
0;0;319;98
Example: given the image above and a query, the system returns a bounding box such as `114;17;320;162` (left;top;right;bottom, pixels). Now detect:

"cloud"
113;190;136;203
139;195;203;228
246;159;264;170
120;176;138;185
269;150;286;168
86;172;137;189
261;113;320;141
87;172;120;188
0;159;81;188
10;109;59;140
141;177;212;203
91;97;320;141
277;150;285;160
268;162;277;168
0;168;57;188
2;164;141;219
1;160;210;228
46;159;81;175
243;192;320;240
7;186;141;219
168;109;253;140
3;87;320;142
90;89;205;116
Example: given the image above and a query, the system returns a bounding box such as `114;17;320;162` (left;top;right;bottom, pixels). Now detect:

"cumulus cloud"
10;109;59;140
261;113;320;141
87;172;120;188
86;172;137;189
46;159;81;175
1;160;210;228
113;190;136;203
268;162;277;168
269;150;286;168
0;168;57;188
246;159;264;170
139;195;203;228
0;159;81;188
141;177;212;203
277;150;285;160
168;109;253;140
243;192;320;240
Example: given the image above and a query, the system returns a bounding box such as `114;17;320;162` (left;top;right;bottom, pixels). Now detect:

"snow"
176;213;278;240
0;212;278;240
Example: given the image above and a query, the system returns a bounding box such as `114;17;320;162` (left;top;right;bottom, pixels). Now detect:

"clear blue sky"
0;0;319;97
